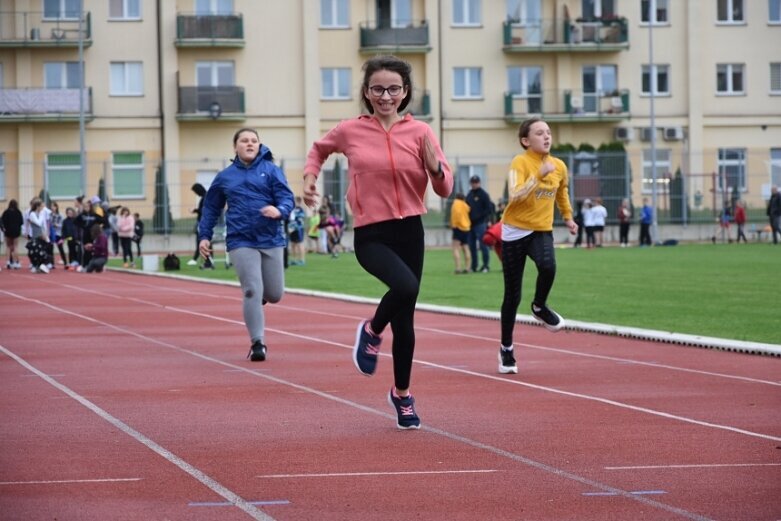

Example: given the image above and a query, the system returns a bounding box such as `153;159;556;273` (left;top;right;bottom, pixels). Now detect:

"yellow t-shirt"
450;199;471;231
502;149;573;231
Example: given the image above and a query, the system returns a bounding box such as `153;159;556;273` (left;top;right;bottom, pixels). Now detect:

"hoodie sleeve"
424;126;454;199
303;121;345;178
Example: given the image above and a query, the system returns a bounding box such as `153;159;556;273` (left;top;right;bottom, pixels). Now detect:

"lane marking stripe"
606;463;781;470
0;478;142;485
257;470;498;479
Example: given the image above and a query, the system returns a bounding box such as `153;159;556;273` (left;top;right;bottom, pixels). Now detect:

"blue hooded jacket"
198;144;294;251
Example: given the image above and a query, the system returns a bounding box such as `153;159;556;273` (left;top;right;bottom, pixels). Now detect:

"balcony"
504;89;630;123
0;11;92;48
502;16;628;52
403;90;432;121
359;20;431;54
175;13;244;47
0;87;93;122
177;85;246;121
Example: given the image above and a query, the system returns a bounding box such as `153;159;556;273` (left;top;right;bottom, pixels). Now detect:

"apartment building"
1;0;779;224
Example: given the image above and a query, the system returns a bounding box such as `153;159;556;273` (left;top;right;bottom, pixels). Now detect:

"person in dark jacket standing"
2;199;24;269
188;183;212;268
467;175;493;272
199;128;294;362
768;186;781;245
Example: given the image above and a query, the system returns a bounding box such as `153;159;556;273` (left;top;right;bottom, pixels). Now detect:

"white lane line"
257;470;498;479
0;293;713;521
605;463;781;470
0;344;276;521
0;478;142;485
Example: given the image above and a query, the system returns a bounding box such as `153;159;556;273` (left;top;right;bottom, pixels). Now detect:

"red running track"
1;269;780;521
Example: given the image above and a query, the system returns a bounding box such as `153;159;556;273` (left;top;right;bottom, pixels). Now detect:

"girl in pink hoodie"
303;56;453;430
117;207;135;267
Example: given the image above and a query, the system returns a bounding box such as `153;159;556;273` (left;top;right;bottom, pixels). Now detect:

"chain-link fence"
2;147;778;235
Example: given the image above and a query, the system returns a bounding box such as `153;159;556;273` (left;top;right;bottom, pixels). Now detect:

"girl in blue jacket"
198;128;294;361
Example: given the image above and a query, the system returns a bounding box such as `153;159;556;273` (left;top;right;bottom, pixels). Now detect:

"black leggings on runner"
354;216;424;391
500;231;556;347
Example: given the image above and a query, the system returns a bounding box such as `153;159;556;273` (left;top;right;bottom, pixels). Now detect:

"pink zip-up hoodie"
304;114;453;228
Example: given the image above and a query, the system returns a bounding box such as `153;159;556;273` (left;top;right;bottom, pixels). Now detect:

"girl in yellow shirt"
449;192;471;274
498;118;578;374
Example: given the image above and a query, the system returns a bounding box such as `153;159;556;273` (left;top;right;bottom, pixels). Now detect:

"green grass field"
121;243;779;345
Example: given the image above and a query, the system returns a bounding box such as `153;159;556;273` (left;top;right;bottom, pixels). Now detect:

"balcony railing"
0;11;91;47
177;86;245;120
502;16;628;52
403;90;432;121
504;88;630;123
0;87;92;122
359;19;431;53
175;13;244;47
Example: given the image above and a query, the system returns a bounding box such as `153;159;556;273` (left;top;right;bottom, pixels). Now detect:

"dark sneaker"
387;388;421;430
498;347;518;374
353;320;382;376
247;341;267;362
531;303;565;332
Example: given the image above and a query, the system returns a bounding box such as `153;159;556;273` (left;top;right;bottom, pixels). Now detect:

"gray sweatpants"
230;247;285;345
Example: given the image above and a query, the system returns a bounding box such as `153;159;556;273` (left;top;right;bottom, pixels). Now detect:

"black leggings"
354;216;424;391
500;232;556;347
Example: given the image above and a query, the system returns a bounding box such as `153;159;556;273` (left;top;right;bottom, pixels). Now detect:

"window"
642;64;669;95
770;149;781;187
453;67;482;99
453;0;481;26
507;0;541;24
44;0;81;19
642;148;671;194
718;148;746;192
44;62;81;89
110;62;143;96
508;66;542;112
771;0;781;22
109;0;141;19
196;61;235;87
641;0;668;23
46;153;82;199
771;63;781;93
195;0;233;15
457;164;486;191
582;64;617;112
112;152;144;198
717;0;743;22
321;0;349;27
581;0;614;19
321;68;351;99
0;154;5;200
716;64;744;94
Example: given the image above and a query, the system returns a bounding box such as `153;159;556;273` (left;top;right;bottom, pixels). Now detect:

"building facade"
1;0;779;227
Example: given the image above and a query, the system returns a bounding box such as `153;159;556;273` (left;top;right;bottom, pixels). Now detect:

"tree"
152;165;173;234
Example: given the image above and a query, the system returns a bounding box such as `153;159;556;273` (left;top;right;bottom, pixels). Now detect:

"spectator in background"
117;207;136;267
734;200;747;243
107;206;120;256
188;183;212;268
82;223;109;273
449;192;471;274
49;201;68;267
572;200;584;248
466;175;493;272
582;198;596;248
590;197;608;247
639;198;653;246
617;198;632;247
1;199;24;269
288;196;307;266
62;207;80;269
26;198;50;274
768;186;781;244
75;199;102;267
132;213;144;258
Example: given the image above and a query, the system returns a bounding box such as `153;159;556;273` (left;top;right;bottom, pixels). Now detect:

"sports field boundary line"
113;268;781;357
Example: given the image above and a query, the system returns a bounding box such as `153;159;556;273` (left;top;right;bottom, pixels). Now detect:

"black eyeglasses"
368;85;404;97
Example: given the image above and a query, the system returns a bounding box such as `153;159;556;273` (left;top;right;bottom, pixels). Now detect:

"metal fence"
2;148;778;235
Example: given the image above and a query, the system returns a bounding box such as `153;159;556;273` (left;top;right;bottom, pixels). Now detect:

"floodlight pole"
78;5;86;193
648;15;659;244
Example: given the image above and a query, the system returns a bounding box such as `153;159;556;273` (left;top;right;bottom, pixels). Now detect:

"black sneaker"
353;320;382;376
498;346;518;374
531;303;565;332
247;341;267;362
387;387;421;430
